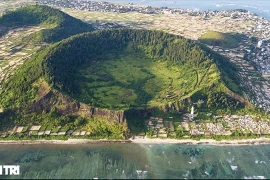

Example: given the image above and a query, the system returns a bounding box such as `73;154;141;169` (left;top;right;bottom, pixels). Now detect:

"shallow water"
0;143;270;179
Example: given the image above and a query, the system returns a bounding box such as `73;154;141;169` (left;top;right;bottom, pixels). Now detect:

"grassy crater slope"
199;31;242;48
0;29;248;114
0;5;94;42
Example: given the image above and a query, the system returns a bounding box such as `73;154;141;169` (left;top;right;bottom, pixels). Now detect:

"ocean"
1;143;270;179
95;0;270;19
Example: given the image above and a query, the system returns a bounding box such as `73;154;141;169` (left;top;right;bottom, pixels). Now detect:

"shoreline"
0;139;131;145
130;137;270;146
1;137;270;146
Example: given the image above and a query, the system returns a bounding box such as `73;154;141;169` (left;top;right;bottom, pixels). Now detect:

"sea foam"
231;165;238;171
244;176;265;179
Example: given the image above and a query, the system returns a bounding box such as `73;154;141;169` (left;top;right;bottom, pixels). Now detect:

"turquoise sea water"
0;143;270;179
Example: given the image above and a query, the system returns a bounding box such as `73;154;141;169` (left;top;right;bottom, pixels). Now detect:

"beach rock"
183;147;203;157
17;150;46;163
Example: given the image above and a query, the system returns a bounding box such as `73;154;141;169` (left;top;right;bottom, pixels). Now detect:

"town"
2;110;270;140
208;36;270;112
143;109;270;139
35;0;270;39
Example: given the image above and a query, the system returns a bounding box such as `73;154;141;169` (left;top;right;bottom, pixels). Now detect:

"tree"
74;117;85;127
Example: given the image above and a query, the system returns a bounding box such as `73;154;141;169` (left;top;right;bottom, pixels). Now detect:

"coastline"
1;137;270;146
130;137;270;146
0;139;131;145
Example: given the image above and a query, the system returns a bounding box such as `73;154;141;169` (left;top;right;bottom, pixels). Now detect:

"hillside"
0;5;94;43
199;31;241;48
0;29;251;135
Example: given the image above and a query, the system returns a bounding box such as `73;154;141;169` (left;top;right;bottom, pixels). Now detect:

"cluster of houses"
238;37;270;112
3;113;270;139
221;48;270;112
238;9;270;78
143;106;270;138
251;40;270;76
145;113;270;138
193;8;270;41
206;26;270;112
35;0;267;21
146;116;174;138
245;16;270;41
36;0;164;14
0;125;91;137
220;115;270;135
188;121;231;136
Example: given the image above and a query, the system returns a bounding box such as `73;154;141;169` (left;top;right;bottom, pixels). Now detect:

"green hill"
0;5;94;42
0;29;251;135
199;31;241;48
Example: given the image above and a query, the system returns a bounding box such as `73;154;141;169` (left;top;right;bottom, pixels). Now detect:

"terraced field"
76;49;218;110
0;0;34;16
61;8;253;40
0;26;46;90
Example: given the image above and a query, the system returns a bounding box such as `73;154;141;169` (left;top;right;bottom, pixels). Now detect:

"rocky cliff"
27;90;126;123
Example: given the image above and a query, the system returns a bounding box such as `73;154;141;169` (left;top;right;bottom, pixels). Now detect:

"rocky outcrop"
27;90;126;123
91;108;125;123
77;103;126;123
27;91;56;113
26;84;249;124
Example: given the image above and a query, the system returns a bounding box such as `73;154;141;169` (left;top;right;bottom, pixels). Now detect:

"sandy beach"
130;137;270;146
1;137;270;145
0;139;131;145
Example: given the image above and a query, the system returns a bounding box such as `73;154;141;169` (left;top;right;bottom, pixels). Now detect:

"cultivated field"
76;49;218;110
0;26;46;90
0;0;34;16
61;8;254;40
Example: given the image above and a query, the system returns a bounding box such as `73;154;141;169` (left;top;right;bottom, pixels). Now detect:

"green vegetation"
0;28;252;137
199;31;241;48
21;126;29;133
85;117;128;139
39;125;47;131
0;29;245;109
0;5;94;42
51;127;60;133
76;49;218;110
